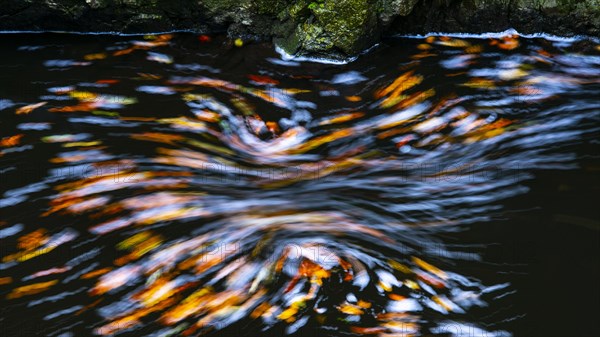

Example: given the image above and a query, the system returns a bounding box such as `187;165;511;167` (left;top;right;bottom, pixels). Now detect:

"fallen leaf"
248;74;279;85
16;102;47;114
6;280;58;299
1;134;23;147
84;53;107;61
338;303;363;315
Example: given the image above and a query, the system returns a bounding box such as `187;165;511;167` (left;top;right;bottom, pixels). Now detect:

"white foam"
276;42;383;64
394;28;600;43
275;44;357;65
3;28;597;67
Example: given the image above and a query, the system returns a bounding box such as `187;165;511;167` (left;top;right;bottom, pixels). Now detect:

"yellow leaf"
433;295;454;312
7;280;58;299
405;280;420;290
376;71;416;98
63;141;102;148
462;78;496;89
389;260;412;274
18;246;56;262
290;129;352;154
499;69;528;81
412;257;447;280
357;300;371;309
378;74;424;108
284;88;311;94
319;112;364;126
438;38;470;48
277;307;297;320
69;91;98;101
84;53;107;61
338;303;364;315
465;45;483;53
118;231;152;250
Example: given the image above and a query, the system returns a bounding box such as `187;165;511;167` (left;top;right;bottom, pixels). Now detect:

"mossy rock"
276;0;419;59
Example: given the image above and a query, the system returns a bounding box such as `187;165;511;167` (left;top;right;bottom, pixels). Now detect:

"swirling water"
0;33;599;336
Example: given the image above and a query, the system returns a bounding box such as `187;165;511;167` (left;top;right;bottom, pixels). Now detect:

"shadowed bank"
1;0;599;59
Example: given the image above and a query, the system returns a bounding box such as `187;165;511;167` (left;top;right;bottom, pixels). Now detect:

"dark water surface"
1;33;599;336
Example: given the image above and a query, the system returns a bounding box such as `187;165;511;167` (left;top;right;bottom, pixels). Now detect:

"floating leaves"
376;70;421;99
111;34;173;58
375;71;429;109
3;32;587;337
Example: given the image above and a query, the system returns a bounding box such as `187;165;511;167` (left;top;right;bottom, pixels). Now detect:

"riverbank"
1;0;599;59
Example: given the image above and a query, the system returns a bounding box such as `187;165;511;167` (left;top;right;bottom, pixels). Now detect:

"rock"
0;0;598;59
276;0;379;59
274;0;421;59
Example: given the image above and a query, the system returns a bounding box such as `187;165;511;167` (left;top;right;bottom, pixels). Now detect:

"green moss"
255;0;287;15
201;0;419;57
272;0;424;57
307;0;325;11
302;0;379;55
286;0;311;19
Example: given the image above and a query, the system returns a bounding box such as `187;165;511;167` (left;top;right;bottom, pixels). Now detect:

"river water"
1;32;599;336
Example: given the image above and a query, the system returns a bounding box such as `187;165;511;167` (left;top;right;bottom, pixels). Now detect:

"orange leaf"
1;134;23;147
350;326;386;334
